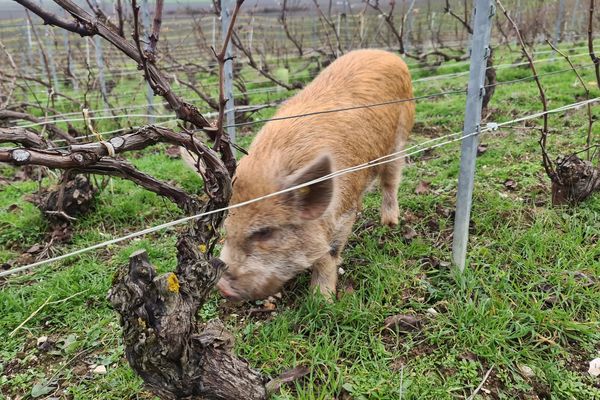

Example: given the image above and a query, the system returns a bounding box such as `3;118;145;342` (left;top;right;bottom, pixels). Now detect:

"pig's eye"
251;227;275;241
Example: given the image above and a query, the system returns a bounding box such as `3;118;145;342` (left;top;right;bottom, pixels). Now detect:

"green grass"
1;42;600;399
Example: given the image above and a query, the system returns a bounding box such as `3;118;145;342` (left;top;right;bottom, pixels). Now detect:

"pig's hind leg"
379;130;407;227
379;157;404;227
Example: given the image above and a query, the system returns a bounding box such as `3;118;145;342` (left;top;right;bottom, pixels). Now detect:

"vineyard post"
359;12;365;44
337;13;342;51
94;36;109;111
312;17;318;49
141;0;155;123
404;0;417;55
25;21;33;70
63;30;78;90
212;16;217;49
553;0;566;46
45;27;60;90
85;36;90;66
342;0;349;50
452;0;495;272
221;0;236;154
248;14;255;50
570;0;581;40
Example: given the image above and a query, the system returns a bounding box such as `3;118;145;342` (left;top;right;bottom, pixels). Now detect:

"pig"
211;49;414;301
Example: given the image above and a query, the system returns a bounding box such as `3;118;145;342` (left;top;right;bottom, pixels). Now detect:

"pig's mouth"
216;273;286;302
216;278;243;302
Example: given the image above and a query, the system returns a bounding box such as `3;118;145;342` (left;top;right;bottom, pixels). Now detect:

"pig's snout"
216;277;241;301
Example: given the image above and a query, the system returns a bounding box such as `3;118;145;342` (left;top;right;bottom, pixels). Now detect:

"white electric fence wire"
1;97;597;279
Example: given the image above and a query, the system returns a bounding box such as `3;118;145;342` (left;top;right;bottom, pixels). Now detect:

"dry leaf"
504;179;517;191
415;181;431;195
7;204;22;212
383;314;423;333
403;210;419;223
266;366;310;394
166;145;181;158
403;226;417;240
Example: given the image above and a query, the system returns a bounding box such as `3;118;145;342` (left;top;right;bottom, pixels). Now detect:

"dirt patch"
412;121;445;138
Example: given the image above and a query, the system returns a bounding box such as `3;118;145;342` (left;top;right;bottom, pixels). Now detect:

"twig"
497;0;557;182
366;0;406;55
232;32;303;91
0;110;76;143
17;0;215;135
466;365;494;400
444;0;473;34
8;290;89;337
9;295;53;337
547;40;594;161
145;0;164;61
25;10;55;110
589;0;600;89
281;0;304;56
131;0;153;94
312;0;342;56
115;0;125;37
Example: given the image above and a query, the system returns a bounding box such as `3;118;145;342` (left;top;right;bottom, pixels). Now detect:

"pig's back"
241;49;414;212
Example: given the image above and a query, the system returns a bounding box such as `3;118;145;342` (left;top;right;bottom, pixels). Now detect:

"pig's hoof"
322;290;336;303
310;284;336;303
381;215;399;227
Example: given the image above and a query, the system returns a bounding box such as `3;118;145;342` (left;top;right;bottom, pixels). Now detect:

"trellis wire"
8;61;593;147
12;89;467;130
17;48;595;111
1;97;597;279
14;38;594;86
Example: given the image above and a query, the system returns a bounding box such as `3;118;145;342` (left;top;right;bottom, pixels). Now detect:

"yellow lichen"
198;244;207;253
167;273;180;293
137;317;146;328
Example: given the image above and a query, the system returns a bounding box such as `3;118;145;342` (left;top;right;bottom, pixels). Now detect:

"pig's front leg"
310;254;338;300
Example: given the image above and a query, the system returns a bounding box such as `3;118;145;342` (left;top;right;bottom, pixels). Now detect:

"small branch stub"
12;149;31;163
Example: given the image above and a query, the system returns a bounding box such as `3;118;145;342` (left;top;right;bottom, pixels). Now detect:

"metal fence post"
212;16;217;49
248;15;255;50
45;28;60;91
85;36;91;66
570;0;581;40
141;0;155;123
25;21;33;71
553;0;566;46
404;0;417;54
452;0;495;272
221;0;236;155
94;36;109;111
336;13;342;53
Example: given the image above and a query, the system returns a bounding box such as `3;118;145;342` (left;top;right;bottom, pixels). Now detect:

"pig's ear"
285;154;334;220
